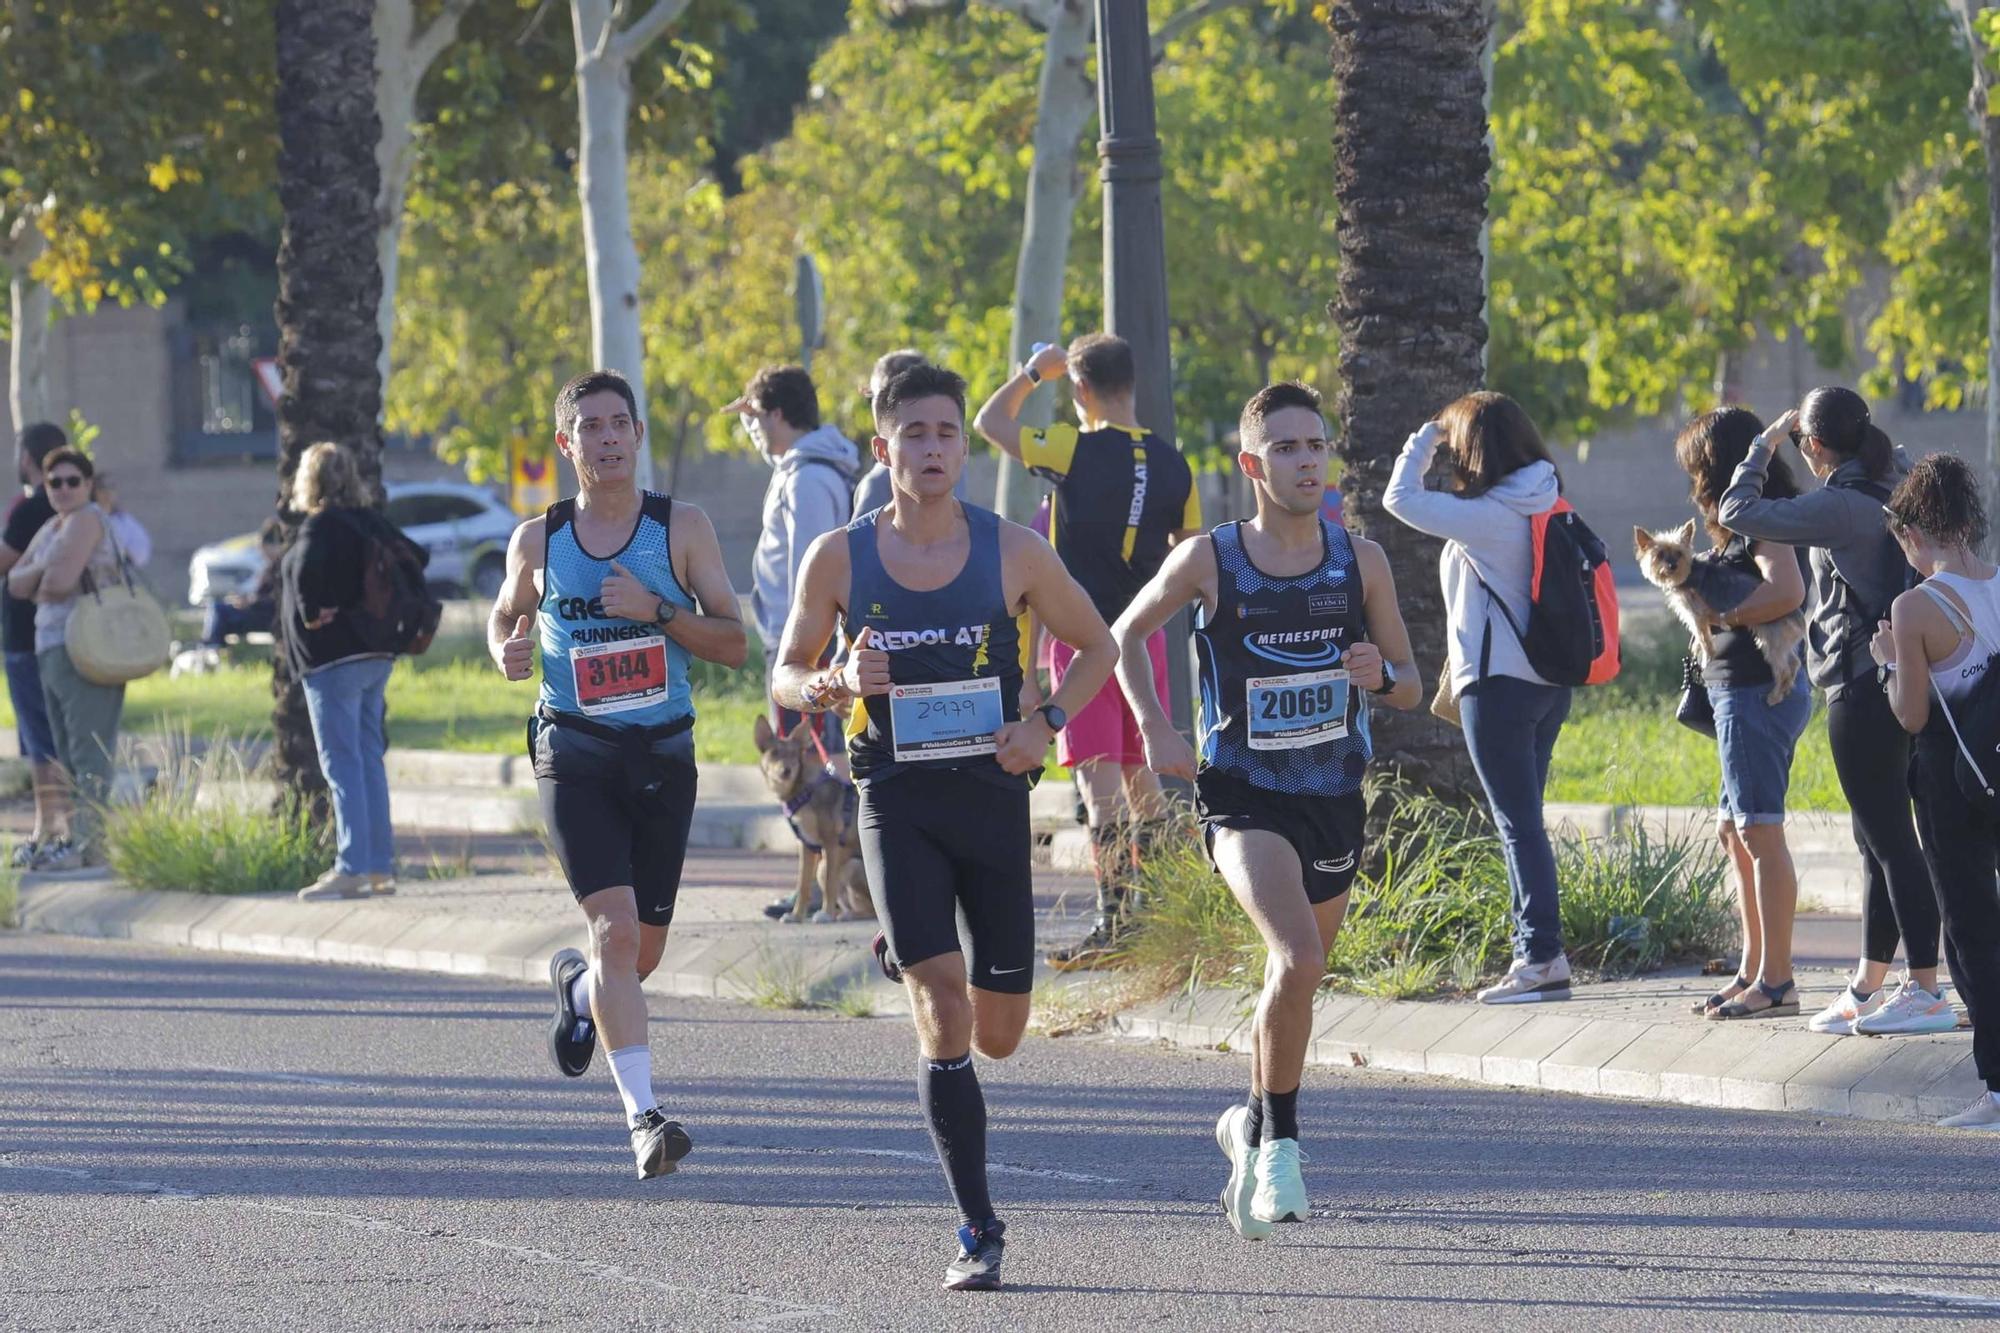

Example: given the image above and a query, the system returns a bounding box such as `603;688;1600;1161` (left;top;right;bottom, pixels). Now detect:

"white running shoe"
1937;1093;2000;1130
1808;985;1885;1035
1250;1137;1310;1224
1214;1105;1270;1241
1853;979;1959;1036
1477;955;1572;1004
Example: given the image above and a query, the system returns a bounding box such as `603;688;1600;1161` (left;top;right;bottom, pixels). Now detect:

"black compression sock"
1244;1092;1265;1147
920;1053;993;1226
1264;1086;1300;1143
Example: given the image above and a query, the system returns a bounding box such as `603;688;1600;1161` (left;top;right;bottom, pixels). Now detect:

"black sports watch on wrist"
652;595;678;628
1034;703;1067;733
1369;662;1398;696
1024;364;1042;384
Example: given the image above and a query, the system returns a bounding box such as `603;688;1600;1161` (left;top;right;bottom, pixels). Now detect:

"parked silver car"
187;481;517;606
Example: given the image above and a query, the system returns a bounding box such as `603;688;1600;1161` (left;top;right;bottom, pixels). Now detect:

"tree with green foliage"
0;1;273;430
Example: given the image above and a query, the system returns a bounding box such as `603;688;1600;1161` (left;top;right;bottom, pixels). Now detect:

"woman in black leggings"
1716;387;1944;1028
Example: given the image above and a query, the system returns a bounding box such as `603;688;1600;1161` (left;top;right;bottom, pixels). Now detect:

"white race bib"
1245;668;1350;751
889;676;1005;762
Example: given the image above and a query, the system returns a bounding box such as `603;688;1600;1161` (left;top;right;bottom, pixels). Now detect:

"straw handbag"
65;522;170;685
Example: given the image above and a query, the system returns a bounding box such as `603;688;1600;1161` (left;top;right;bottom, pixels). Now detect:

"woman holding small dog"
1718;387;1951;1034
1670;408;1811;1020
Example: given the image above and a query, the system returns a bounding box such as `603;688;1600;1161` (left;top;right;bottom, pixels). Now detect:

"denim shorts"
4;650;55;762
1711;665;1812;827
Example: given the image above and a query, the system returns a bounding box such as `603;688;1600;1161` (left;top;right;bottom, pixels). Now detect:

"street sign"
794;252;824;372
510;437;557;516
252;357;284;408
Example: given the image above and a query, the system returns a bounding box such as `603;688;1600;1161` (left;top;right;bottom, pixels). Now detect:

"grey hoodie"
1717;440;1913;695
751;424;860;653
1384;428;1562;692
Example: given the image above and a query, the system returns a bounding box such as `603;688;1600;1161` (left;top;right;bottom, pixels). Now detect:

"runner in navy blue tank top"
771;364;1116;1292
1112;382;1421;1241
487;370;748;1181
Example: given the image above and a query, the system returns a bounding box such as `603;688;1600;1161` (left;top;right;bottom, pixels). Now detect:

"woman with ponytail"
1716;387;1948;1030
1870;453;2000;1129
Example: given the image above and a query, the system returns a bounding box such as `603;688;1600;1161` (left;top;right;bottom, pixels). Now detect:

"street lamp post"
1095;0;1194;737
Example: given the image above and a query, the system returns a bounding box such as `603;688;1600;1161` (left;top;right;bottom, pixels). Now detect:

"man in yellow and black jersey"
974;333;1200;969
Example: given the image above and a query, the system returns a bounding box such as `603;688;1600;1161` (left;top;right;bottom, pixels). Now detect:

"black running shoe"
873;931;903;984
547;948;596;1078
629;1107;693;1180
943;1217;1006;1291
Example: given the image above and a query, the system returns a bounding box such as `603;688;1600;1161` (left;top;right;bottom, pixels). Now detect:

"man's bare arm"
972;344;1068;458
661;503;748;669
1353;537;1421;711
1112;536;1215;740
770;531;853;712
488;517;543;679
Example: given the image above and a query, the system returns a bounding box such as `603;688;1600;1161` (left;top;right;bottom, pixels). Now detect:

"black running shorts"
530;715;698;926
858;769;1035;993
1196;768;1364;904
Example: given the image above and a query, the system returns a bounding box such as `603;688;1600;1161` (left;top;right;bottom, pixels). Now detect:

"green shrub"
0;848;18;926
1121;788;1736;1000
104;746;331;895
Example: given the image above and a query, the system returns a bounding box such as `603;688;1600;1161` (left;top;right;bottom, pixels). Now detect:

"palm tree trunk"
273;0;386;810
1327;0;1488;799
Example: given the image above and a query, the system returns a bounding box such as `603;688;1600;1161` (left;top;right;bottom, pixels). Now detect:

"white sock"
608;1045;655;1123
1989;1090;2000;1108
569;969;592;1020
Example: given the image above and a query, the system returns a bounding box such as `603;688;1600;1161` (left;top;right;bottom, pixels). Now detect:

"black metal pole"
1096;0;1194;738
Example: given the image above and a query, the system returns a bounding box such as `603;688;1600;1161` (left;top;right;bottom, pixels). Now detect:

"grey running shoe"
943;1218;1006;1291
1047;917;1128;972
10;839;39;869
547;948;595;1078
32;837;80;873
1477;955;1572;1004
297;870;370;902
630;1107;693;1179
369;874;398;897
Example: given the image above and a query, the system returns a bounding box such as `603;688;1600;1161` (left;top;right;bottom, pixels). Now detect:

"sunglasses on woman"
46;475;85;491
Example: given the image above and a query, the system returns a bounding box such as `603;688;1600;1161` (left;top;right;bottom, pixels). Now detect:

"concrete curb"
15;876;1979;1128
1112;989;1985;1126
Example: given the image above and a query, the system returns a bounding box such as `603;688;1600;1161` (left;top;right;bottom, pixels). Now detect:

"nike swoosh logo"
1312;855;1355;874
989;965;1027;975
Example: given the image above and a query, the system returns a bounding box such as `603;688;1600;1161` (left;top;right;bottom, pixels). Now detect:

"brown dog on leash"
753;715;873;923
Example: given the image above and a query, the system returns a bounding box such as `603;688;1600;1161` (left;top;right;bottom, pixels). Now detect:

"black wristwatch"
1369;662;1398;696
1035;703;1067;733
1024;364;1043;384
652;594;678;628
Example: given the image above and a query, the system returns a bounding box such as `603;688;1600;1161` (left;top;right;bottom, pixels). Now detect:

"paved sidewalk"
11;849;1984;1130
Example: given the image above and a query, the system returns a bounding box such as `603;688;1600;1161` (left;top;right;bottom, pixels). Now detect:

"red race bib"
570;636;668;716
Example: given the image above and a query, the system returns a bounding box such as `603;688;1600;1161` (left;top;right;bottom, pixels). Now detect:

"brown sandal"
1693;975;1751;1015
1709;978;1799;1021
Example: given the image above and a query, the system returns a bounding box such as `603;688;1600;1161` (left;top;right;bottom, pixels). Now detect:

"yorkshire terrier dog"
1634;519;1807;705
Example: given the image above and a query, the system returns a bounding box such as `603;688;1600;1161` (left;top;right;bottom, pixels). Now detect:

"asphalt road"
4;935;1997;1331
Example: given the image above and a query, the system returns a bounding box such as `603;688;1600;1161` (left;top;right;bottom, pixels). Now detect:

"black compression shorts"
858;769;1035;993
1197;768;1364;904
530;714;698;927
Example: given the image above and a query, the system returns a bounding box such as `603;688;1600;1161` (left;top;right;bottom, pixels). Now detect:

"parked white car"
186;481;517;606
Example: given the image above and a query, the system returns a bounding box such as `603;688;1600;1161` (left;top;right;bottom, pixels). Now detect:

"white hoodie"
1383;427;1561;693
751;424;860;654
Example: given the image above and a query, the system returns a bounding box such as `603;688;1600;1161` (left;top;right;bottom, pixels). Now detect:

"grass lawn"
1547;693;1843;812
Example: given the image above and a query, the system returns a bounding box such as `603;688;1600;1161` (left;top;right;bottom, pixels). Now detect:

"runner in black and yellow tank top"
974;332;1203;970
1110;382;1422;1241
771;364;1116;1293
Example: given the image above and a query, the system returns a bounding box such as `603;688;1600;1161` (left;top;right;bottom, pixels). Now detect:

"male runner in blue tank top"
772;364;1116;1292
487;370;748;1180
1114;382;1421;1239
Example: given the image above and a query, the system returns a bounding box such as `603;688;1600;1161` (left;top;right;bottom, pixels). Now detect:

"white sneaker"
1250;1136;1310;1224
1808;984;1885;1035
1477;955;1572;1004
1214;1105;1269;1241
1853;979;1959;1036
1937;1093;2000;1131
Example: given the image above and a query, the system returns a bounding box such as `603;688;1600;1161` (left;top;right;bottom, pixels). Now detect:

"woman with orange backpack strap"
1386;392;1620;1005
1717;387;1952;1031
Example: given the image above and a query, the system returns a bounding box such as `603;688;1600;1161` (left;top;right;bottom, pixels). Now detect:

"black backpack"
1476;498;1621;687
345;508;442;657
1924;585;2000;815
